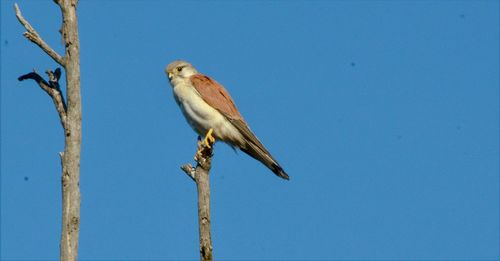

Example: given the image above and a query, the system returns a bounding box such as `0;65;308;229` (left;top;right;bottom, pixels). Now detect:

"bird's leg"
195;128;215;161
202;128;216;148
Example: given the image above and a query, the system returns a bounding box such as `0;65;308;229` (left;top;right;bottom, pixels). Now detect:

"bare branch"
181;164;196;181
182;142;214;261
14;3;65;66
18;69;67;129
195;162;213;261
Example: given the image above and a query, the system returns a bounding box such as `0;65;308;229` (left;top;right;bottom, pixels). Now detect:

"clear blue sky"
1;1;498;260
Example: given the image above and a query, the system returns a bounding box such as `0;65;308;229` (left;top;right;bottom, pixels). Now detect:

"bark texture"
181;142;214;261
15;1;81;261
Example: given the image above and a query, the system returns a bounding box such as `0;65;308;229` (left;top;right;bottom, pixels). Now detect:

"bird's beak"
168;72;173;80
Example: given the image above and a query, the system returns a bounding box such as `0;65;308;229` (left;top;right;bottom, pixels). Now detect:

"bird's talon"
202;128;215;148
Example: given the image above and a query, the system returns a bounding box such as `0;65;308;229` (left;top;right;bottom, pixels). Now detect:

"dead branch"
18;69;67;129
181;142;214;261
14;1;81;261
14;3;65;66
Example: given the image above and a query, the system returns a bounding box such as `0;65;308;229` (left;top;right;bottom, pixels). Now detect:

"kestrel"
165;60;289;180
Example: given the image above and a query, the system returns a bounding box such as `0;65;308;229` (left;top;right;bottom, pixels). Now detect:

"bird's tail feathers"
241;141;290;180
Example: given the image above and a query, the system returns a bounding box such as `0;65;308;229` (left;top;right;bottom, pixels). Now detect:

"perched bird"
165;60;289;180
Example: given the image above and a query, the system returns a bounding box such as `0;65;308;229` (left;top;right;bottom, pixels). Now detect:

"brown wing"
191;74;289;180
190;74;243;120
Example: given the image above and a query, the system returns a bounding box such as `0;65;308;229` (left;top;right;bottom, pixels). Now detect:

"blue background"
1;1;498;260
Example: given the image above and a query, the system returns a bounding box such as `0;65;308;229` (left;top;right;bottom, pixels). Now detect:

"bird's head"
165;60;198;85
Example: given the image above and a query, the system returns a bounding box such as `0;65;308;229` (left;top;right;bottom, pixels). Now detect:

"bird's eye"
177;67;183;72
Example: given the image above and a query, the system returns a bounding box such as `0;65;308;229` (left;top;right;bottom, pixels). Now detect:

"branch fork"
181;141;213;181
15;3;68;130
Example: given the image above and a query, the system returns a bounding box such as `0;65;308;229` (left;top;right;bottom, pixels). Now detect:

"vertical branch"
14;1;81;261
195;158;213;261
181;144;214;261
58;1;81;261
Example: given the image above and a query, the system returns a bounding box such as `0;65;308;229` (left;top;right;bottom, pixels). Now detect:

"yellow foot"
194;128;216;161
202;128;216;148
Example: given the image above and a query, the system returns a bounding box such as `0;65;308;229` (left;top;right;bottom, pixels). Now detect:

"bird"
165;60;289;180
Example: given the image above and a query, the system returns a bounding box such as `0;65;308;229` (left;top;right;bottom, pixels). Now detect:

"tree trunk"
58;1;81;260
15;1;81;260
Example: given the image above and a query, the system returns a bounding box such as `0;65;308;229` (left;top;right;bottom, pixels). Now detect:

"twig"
14;3;65;66
18;69;67;129
181;164;196;181
180;142;214;261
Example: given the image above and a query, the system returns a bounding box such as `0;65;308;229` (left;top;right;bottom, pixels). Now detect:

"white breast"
172;82;243;144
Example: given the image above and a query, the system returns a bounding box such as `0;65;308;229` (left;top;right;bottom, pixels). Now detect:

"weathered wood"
58;1;81;260
14;4;65;66
18;69;67;129
181;142;214;261
15;1;81;261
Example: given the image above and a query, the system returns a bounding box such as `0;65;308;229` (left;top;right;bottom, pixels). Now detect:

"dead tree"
14;1;82;260
181;141;214;261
